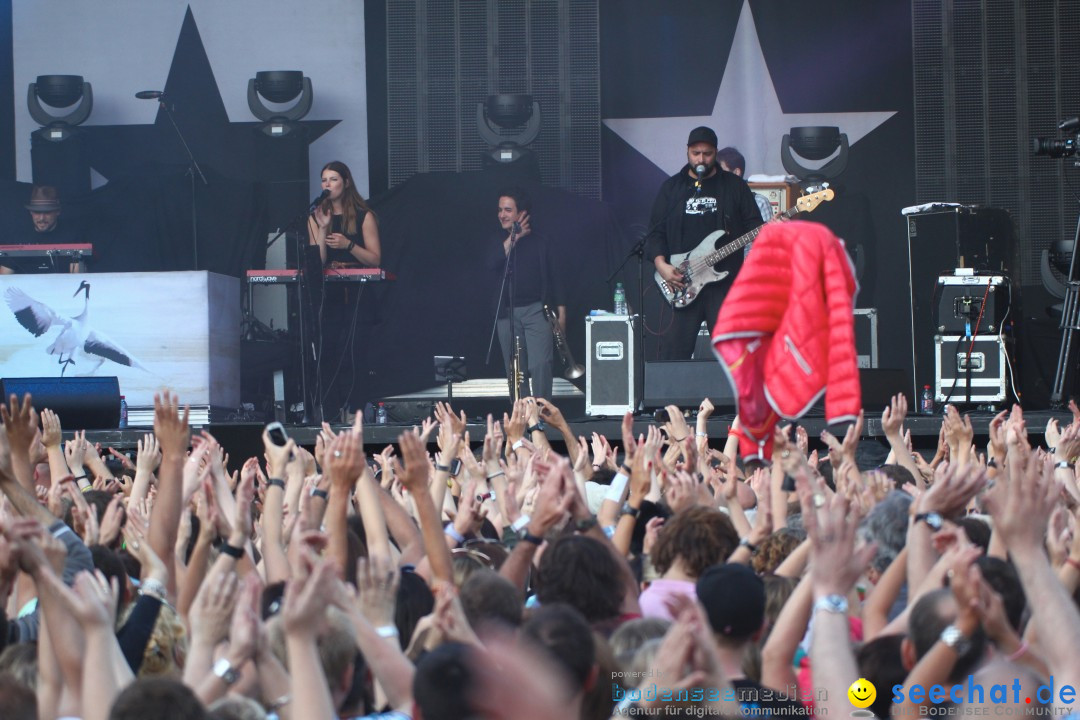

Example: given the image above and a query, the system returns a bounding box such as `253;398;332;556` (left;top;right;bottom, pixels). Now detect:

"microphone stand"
157;97;208;270
486;224;520;401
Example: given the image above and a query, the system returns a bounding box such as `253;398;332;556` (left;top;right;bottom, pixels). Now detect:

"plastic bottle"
119;396;128;428
920;385;934;415
376;402;388;425
614;282;627;315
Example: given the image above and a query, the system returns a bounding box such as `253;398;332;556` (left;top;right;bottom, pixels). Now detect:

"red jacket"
711;221;861;461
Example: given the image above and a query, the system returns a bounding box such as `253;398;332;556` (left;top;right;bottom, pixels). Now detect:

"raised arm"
149;392;190;599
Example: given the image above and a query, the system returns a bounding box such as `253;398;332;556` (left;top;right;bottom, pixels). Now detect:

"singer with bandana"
645;126;764;360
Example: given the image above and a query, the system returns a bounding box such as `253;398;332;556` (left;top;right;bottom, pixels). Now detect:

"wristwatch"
939;624;970;654
913;511;944;531
526;421;547;434
621;502;640;519
575;516;599;532
813;594;849;615
213;657;240;686
739;537;758;553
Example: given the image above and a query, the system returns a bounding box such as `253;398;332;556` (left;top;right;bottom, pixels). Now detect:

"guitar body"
652;187;836;308
654;229;731;308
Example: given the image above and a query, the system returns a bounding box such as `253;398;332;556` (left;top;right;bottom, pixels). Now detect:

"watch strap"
220;543;245;559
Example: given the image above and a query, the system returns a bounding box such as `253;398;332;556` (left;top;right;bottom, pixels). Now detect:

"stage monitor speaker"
643;361;736;409
0;376;120;429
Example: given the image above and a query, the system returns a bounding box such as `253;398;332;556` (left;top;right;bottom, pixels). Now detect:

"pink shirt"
638;578;697;620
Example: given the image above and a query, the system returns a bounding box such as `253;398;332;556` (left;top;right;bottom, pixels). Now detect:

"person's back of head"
521;603;597;697
651;506;739;578
859;490;912;574
609;617;670;670
906;588;986;680
717;146;746;175
0;642;38;690
109;678;207;720
207;695;267;720
0;672;35;720
536;535;624;624
695;563;765;648
975;556;1025;632
413;641;475;720
857;634;906;719
459;568;523;632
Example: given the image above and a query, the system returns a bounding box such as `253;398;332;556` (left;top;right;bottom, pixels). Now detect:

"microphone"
135;90;165;99
311;189;330;207
694;163;707;176
1060;117;1080;131
512;221;522;236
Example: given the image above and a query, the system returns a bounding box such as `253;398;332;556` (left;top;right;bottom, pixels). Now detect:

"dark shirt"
5;216;83;273
644;164;763;272
486;230;563;316
324;211;367;265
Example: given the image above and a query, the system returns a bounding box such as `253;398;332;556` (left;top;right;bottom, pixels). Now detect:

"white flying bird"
5;280;146;376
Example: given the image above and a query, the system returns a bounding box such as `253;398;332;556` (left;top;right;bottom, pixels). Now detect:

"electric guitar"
654;188;835;308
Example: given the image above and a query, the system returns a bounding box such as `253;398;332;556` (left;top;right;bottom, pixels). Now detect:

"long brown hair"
321;160;374;236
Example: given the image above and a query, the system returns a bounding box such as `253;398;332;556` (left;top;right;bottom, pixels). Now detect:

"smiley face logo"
848;678;876;709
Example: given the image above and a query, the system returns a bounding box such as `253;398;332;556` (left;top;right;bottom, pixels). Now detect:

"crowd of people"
0;390;1078;719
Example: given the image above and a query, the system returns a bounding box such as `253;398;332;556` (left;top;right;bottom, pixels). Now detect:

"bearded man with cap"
644;126;763;359
1;185;83;274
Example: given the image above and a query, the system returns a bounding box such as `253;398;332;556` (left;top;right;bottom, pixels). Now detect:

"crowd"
0;390;1078;720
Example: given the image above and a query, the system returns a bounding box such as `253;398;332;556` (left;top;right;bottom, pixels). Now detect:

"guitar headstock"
795;188;836;214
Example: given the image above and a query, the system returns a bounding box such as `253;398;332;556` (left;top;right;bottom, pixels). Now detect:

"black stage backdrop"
365;166;624;399
599;0;916;369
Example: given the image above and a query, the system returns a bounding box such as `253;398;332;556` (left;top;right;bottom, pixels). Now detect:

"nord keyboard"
0;243;93;258
245;268;394;284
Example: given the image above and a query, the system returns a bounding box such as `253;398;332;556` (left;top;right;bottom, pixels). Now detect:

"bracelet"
435;463;451;472
670;435;686;443
376;624;400;638
347;240;356;251
1066;557;1080;573
740;537;758;553
1056;460;1073;470
72;474;88;481
486;470;505;480
444;522;465;544
1006;640;1029;662
139;578;168;600
268;695;292;712
81;485;94;493
520;530;544;546
695;432;708;438
219;543;245;559
512;439;525;451
310;488;329;500
511;514;531;532
267;477;286;490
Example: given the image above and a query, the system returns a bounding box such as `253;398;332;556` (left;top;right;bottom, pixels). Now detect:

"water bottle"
119;396;128;428
920;385;934;415
376;402;388;425
614;282;628;316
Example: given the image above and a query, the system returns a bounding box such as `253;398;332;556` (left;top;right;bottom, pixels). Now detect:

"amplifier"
585;315;637;416
934;335;1007;403
643;360;735;409
934;274;1008;335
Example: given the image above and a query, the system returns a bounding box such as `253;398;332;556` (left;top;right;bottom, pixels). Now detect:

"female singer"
305;160;382;420
308;161;381;267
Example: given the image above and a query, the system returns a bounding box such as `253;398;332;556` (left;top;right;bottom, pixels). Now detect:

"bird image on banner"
5;281;147;377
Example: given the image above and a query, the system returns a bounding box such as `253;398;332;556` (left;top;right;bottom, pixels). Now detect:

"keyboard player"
1;185;84;274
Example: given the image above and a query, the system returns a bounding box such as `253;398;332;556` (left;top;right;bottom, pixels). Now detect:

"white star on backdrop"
603;0;896;177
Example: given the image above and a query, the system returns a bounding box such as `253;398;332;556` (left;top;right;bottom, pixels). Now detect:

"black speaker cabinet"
643;361;736;409
906;207;1017;398
0;376;120;429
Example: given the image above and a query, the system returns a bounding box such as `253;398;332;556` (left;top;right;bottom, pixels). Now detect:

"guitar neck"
704;205;803;265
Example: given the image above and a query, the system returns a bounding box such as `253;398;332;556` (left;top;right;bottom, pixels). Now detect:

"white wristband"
511;514;532;532
443;522;465;544
605;474;629;502
376;625;400;638
512;439;525;451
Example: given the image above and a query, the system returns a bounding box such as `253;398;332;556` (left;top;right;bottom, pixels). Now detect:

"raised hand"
189;569;240;647
1;393;37;456
98;495;126;547
394;431;431;494
40;408;62;449
64;429;90;475
355;554;400;628
880;393;908;438
153;392;190;459
326;431;364;490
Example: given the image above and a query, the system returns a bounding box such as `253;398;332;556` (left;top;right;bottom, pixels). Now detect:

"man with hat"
1;185;83;274
644;126;763;359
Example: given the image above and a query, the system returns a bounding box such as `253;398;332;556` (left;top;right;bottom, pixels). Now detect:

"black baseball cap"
687;126;718;147
696;563;765;640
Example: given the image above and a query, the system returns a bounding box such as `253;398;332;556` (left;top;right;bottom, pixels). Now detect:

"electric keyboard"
245;268;393;284
0;243;93;258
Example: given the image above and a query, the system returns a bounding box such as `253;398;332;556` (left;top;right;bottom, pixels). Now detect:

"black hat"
695;563;765;640
687;126;718;148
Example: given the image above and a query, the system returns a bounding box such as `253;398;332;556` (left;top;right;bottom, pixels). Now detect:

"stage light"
247;71;313;137
780;126;849;188
477;93;541;164
27;75;93;142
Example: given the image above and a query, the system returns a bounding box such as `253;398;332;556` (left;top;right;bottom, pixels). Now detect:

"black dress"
312;210;379;418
